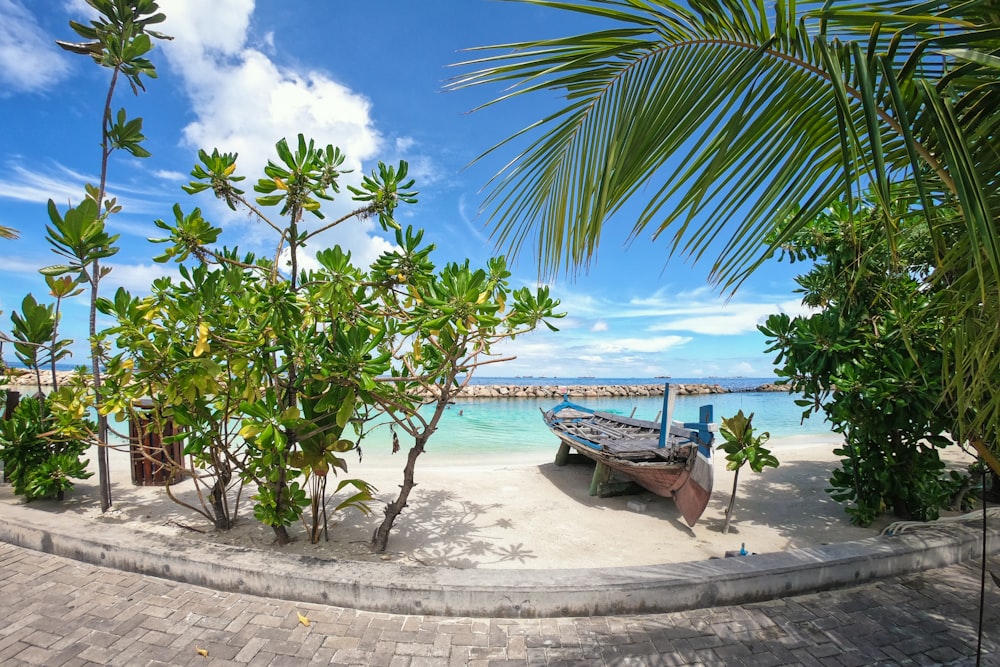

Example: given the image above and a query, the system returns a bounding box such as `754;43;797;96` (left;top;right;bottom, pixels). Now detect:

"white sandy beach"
0;432;980;570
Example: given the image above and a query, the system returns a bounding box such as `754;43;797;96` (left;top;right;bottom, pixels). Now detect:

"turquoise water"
362;388;832;458
23;375;833;456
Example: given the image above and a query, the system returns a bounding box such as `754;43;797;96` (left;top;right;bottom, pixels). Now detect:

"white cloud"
155;0;394;263
0;160;187;221
1;163;94;204
153;169;187;182
547;282;813;336
105;262;181;295
158;0;379;176
592;336;691;354
648;299;812;335
0;254;178;297
457;194;490;247
0;0;71;94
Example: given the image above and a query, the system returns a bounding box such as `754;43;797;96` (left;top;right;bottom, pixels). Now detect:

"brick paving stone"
0;544;997;666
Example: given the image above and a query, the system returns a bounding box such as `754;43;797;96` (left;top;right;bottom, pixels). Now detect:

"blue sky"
0;0;811;378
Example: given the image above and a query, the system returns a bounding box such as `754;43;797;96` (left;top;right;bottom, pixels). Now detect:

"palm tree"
451;0;1000;469
0;225;18;240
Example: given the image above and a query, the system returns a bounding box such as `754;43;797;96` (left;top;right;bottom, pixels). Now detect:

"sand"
0;432;979;570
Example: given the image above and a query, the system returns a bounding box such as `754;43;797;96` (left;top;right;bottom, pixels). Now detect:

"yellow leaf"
274;177;288;190
223;162;236;177
297;611;310;626
193;323;210;357
477;291;488;304
196;647;209;657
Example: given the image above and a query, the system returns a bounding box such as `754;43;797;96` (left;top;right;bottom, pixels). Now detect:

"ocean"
364;377;832;457
7;372;833;456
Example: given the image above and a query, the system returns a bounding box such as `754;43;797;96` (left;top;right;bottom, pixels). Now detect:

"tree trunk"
270;468;291;545
723;469;741;534
271;524;290;545
371;436;426;553
210;477;233;530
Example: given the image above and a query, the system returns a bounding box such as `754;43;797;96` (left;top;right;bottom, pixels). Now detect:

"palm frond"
451;0;1000;457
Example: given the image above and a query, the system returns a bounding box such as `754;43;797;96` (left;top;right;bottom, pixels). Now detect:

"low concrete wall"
0;502;995;618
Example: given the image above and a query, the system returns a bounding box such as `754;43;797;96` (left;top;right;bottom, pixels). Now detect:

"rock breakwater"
453;382;787;399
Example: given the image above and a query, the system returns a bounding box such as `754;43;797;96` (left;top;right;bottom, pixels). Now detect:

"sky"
0;0;813;379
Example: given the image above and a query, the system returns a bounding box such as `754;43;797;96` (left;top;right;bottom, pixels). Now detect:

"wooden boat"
543;385;716;526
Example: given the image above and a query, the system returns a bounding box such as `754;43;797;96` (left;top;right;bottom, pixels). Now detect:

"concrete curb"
1;502;997;618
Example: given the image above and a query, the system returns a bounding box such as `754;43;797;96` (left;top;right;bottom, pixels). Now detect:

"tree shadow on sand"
698;458;882;545
336;487;539;568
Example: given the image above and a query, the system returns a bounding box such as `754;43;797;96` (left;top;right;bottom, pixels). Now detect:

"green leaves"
760;190;965;525
347;160;418;231
9;295;56;370
44;198;119;276
254;134;348;220
718;410;777;474
106;108;150;158
184;148;245;210
98;129;563;544
0;392;93;501
61;0;171;94
150;204;222;263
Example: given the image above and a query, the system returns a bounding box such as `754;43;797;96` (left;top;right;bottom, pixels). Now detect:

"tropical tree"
100;135;413;544
1;294;94;502
101;134;562;548
450;0;1000;471
366;244;563;552
717;409;777;534
760;190;973;525
41;0;171;511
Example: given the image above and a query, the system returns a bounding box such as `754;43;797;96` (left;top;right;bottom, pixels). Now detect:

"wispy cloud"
647;299;811;335
0;161;184;220
473;282;808;377
1;163;96;205
0;0;71;94
591;336;691;354
548;283;808;334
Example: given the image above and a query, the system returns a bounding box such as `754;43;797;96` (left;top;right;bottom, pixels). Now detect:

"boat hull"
544;400;716;526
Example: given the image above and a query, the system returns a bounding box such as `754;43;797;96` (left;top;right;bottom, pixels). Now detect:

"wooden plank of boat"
672;441;714;527
543;384;717;525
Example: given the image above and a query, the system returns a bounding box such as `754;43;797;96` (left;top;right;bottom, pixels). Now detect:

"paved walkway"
0;542;996;666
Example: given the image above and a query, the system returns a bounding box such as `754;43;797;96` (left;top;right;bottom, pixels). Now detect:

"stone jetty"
452;382;787;399
3;372;789;397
